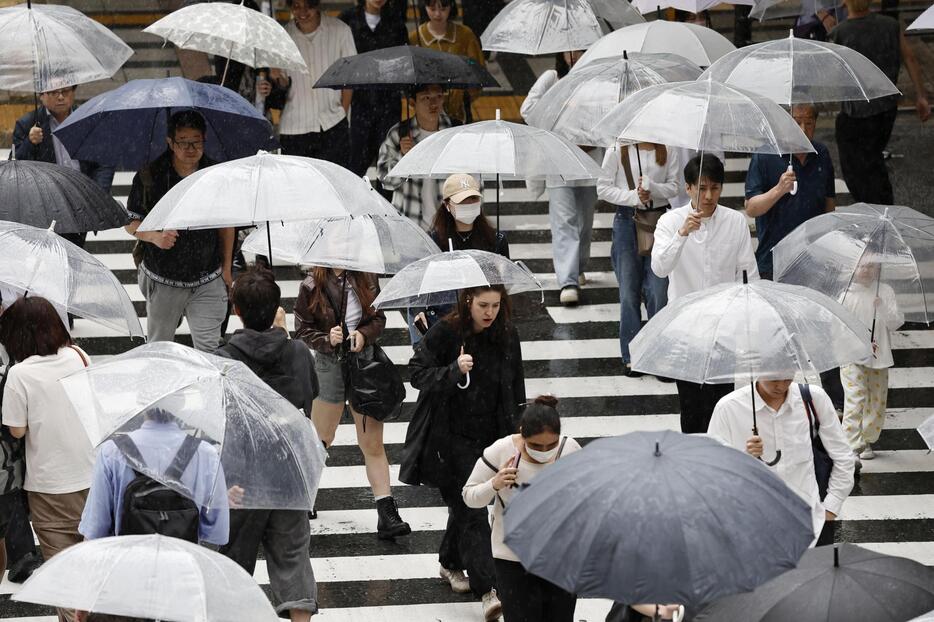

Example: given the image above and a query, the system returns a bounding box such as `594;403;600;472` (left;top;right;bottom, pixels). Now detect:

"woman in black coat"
401;283;525;616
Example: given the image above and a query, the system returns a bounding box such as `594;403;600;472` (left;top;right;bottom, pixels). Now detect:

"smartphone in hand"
413;315;429;336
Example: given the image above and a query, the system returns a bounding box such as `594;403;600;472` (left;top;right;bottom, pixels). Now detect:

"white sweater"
597;145;681;208
462;434;581;561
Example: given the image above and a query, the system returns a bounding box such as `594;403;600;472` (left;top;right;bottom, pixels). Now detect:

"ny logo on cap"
461;179;472;189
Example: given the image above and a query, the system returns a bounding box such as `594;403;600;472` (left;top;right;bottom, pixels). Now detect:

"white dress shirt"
651;204;759;301
708;383;856;542
597;145;681;208
841;281;904;369
279;17;356;135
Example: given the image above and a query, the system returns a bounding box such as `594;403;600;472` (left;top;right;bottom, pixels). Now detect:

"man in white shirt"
273;0;356;167
708;379;856;546
651;154;759;433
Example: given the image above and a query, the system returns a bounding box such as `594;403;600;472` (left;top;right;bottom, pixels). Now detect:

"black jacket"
215;327;319;417
11;107;115;192
400;319;525;488
339;6;408;118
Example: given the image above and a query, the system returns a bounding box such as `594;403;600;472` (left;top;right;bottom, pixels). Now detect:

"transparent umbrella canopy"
750;0;843;21
0;220;142;338
480;0;644;55
525;52;702;146
144;0;308;84
575;21;736;69
60;342;328;511
908;4;934;31
700;31;900;105
13;535;279;622
242;214;442;274
772;203;934;327
0;2;133;93
372;249;543;309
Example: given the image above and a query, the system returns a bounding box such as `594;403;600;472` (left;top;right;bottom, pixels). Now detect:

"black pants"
280;118;350;169
5;490;38;569
437;481;496;598
349;105;401;177
495;558;576;622
816;518;836;546
835;108;898;205
819;368;845;412
733;4;753;46
676;381;734;433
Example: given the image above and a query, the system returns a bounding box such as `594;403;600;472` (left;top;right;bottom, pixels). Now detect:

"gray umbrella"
695;544;934;621
0;160;128;234
503;431;814;607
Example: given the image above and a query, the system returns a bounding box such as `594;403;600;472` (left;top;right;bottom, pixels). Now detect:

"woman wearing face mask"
407;174;509;344
401;284;525;621
462;395;581;622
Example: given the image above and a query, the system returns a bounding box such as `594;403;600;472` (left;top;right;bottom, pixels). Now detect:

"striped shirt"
280;17;357;135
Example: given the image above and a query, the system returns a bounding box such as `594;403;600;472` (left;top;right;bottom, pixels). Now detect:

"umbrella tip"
48;220;56;232
833;545;839;567
654;441;661;457
623;50;628;60
495;109;501;121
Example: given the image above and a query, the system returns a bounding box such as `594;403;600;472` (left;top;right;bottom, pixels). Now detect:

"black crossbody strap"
164;435;201;481
556;436;569;459
799;383;818;439
113;434;145;467
481;454;498;472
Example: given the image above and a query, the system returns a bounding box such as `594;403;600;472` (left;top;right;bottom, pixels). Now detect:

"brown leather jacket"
294;271;386;355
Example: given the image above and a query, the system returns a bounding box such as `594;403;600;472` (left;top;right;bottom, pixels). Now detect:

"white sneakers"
559;286;579;306
482;589;503;621
439;566;471;594
859;445;876;460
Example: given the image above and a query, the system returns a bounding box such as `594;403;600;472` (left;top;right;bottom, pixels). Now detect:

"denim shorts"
314;346;374;405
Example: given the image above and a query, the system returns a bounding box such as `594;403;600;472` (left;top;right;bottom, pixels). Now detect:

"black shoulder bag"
800;383;834;501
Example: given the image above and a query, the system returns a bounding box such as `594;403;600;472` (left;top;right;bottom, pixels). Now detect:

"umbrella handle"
787;164;797;195
759;449;782;466
672;606;685;622
457;371;470;390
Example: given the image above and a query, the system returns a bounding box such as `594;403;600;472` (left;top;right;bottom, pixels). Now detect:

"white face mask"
451;203;481;225
526;445;559;464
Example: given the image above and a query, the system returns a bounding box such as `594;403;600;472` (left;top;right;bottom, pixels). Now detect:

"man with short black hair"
215;265;320;622
124;110;234;352
652;154;759;433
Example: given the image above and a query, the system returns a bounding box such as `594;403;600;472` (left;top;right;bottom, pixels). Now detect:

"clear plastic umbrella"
700;31;900;105
480;0;644;55
0;2;134;93
144;0;307;84
630;276;871;462
525;51;701;145
59;341;328;511
907;4;934;31
387;110;603;229
919;414;934;451
630;0;726;14
750;0;842;21
138;151;397;260
242;215;442;274
590;78;816;155
372;249;543;309
575;21;736;69
13;534;278;621
772;203;934;330
0;220;142;338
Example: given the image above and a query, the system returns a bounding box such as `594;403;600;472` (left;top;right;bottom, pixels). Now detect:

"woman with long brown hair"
294;266;410;539
401;284;526;621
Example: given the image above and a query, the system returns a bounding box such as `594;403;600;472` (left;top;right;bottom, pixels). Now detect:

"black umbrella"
0;159;129;234
695;544;934;622
313;45;498;90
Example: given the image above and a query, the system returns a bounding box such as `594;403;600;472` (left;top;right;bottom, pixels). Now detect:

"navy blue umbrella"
52;77;277;171
503;431;815;608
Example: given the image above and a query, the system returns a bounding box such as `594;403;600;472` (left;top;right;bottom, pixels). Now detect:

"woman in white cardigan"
597;143;680;376
462;395;581;622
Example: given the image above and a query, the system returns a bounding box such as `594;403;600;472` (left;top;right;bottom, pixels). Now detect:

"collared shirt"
376;113;455;226
409;22;484;122
746;143;836;275
279;17;357;135
79;421;229;545
48;115;81;172
598;145;681;208
651;204;759;301
709;383;855;542
841;281;904;369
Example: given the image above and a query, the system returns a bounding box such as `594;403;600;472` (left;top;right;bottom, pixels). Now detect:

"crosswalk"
2;142;933;622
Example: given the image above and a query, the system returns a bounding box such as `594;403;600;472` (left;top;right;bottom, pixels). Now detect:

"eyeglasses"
42;88;74;98
172;139;205;151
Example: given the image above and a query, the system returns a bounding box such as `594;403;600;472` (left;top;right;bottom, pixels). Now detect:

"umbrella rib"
727;83;782;153
823;44;881;101
698;288;738;383
883;218;932;321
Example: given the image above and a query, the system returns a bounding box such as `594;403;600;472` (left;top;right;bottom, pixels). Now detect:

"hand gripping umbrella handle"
788;164;798;195
457;371;470;389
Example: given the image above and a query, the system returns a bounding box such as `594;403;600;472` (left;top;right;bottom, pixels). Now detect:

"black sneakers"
376;497;411;540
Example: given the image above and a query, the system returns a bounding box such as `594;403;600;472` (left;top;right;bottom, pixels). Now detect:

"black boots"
376;497;411;540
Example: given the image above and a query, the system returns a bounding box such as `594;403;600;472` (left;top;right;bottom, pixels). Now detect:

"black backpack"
114;434;202;543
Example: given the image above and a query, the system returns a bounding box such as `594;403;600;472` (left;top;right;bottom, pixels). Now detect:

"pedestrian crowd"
0;0;932;620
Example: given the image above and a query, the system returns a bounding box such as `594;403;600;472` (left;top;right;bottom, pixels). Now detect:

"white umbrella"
919;414;934;451
750;0;842;20
0;220;143;338
13;534;278;621
242;215;442;274
137;151;396;261
480;0;644;55
526;51;702;145
387;110;603;229
0;1;133;93
908;4;934;31
575;21;735;69
144;0;307;84
630;0;727;14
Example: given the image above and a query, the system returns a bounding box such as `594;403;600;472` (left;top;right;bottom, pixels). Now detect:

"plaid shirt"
377;113;455;226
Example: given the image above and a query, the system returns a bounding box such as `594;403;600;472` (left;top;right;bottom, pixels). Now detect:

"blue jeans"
548;185;596;289
611;206;669;364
